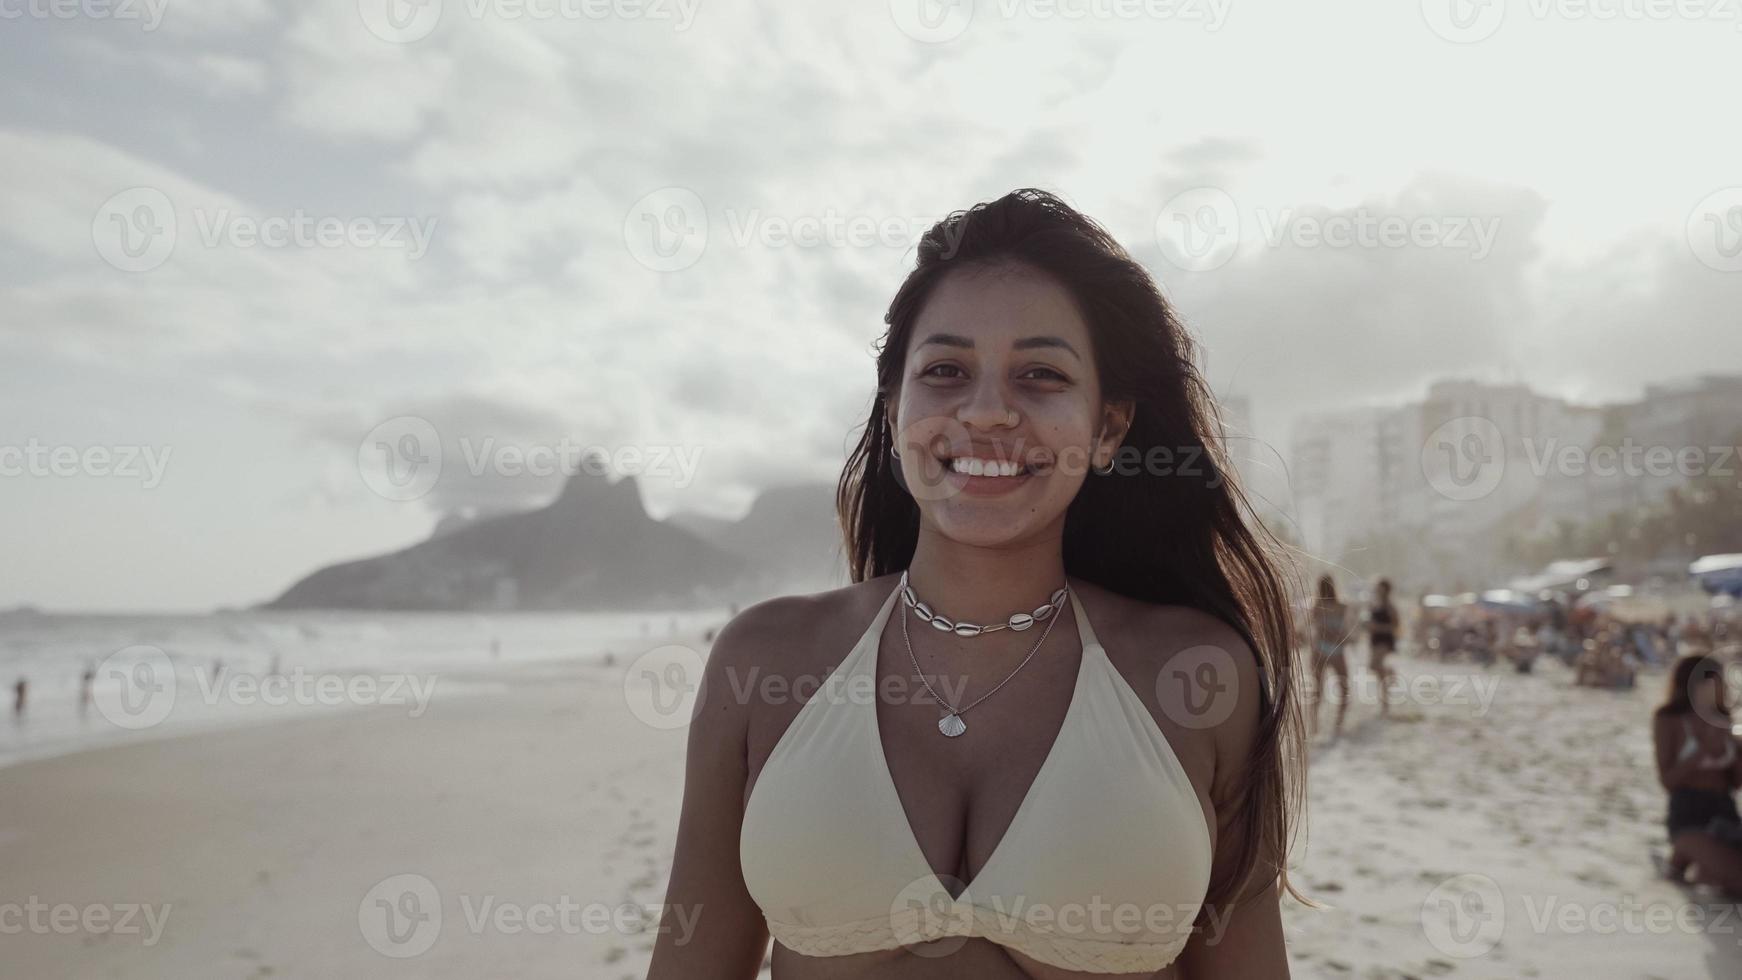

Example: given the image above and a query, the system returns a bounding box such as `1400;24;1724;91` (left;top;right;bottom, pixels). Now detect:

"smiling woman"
648;188;1306;979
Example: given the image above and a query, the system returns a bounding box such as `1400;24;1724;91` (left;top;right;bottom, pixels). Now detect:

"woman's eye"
921;364;1067;382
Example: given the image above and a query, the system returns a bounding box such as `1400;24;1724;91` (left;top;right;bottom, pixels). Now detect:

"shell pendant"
938;713;967;737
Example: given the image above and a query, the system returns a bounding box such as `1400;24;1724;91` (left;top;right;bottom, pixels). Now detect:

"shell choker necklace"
896;569;1070;737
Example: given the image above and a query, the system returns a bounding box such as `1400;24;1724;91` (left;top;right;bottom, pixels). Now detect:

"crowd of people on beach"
1411;594;1738;691
1299;571;1742;899
1297;572;1741;734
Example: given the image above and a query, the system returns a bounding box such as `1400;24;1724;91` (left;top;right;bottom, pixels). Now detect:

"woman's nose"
955;382;1014;429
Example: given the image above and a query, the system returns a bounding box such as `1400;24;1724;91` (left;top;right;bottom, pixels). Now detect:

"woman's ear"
1100;398;1136;449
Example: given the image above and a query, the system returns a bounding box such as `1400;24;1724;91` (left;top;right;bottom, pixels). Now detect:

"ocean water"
0;607;728;769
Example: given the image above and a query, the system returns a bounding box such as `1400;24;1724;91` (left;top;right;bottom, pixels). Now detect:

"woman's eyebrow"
917;333;1081;361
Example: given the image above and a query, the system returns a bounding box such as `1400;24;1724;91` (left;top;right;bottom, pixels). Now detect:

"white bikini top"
1680;716;1738;769
738;579;1214;973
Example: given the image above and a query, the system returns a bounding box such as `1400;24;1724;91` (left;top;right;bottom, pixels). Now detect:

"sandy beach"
3;638;1739;979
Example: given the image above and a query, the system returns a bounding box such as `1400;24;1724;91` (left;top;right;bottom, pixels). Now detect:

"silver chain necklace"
900;575;1068;737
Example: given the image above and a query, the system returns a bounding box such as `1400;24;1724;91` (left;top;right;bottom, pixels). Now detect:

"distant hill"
666;482;849;595
264;475;850;611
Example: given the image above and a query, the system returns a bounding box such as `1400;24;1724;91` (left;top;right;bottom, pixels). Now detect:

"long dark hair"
1656;653;1731;719
835;188;1306;911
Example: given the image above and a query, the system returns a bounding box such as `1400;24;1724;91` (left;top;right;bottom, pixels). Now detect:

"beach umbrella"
1478;589;1539;613
1690;554;1742;597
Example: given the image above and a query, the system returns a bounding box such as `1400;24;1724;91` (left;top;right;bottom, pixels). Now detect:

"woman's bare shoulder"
1082;581;1256;670
709;575;901;677
1085;584;1265;749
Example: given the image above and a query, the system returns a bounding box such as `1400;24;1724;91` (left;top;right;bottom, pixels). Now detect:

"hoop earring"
1091;426;1113;476
887;420;901;460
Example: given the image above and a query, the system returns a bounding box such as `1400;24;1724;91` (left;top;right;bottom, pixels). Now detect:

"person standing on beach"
1367;578;1398;716
1308;574;1352;740
1654;653;1742;896
648;190;1304;978
79;661;95;718
12;677;25;723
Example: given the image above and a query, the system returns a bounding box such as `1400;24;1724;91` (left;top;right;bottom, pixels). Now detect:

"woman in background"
1366;578;1398;715
1653;653;1742;895
1308;574;1350;740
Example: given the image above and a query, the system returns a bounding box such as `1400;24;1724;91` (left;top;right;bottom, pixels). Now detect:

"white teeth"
950;457;1026;477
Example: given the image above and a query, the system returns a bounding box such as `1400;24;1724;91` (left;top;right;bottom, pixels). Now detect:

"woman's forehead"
910;264;1089;351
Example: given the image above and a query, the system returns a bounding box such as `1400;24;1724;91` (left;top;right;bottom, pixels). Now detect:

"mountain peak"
551;463;642;513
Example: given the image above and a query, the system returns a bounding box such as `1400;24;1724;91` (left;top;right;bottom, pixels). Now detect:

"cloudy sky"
2;0;1739;610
